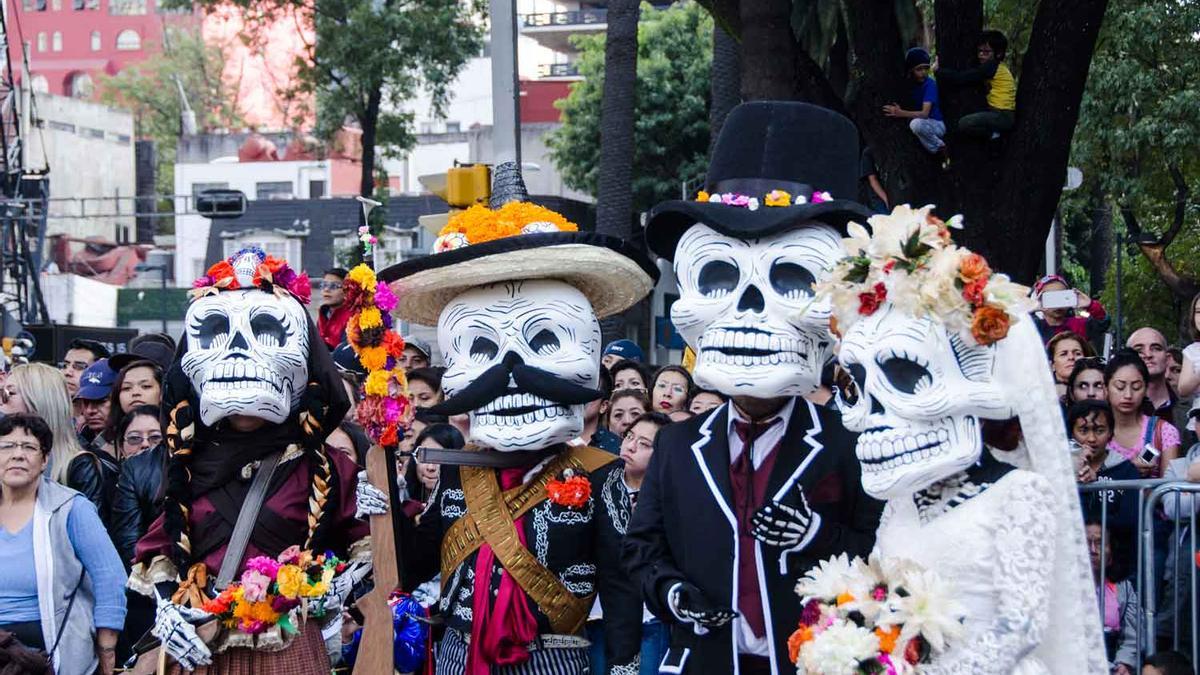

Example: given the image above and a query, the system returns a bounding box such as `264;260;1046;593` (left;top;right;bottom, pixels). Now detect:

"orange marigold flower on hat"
970;305;1011;345
440;201;578;246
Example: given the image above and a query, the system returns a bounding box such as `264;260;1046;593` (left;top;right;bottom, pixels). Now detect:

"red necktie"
729;416;781;638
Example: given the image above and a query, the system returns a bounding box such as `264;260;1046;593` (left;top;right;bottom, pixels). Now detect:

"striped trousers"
436;628;591;675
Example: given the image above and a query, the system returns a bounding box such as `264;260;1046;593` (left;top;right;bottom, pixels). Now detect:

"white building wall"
40;273;119;327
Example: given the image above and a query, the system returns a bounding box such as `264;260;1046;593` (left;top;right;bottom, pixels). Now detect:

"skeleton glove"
668;582;739;633
354;469;390;519
750;485;821;552
152;594;213;671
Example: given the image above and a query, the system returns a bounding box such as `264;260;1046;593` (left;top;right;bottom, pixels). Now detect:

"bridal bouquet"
790;554;965;675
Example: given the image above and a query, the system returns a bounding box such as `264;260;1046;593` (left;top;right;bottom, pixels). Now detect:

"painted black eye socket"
251;314;287;347
880;357;932;395
197;314;230;349
769;262;815;300
846;362;868;391
470;336;499;361
697;260;739;297
530;329;560;356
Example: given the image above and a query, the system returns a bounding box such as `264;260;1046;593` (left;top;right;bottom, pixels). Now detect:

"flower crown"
344;264;411;447
432;201;578;253
694;188;834;211
816;205;1033;346
191;247;312;305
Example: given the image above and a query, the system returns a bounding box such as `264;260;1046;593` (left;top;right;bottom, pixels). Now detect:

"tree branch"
1162;163;1190;247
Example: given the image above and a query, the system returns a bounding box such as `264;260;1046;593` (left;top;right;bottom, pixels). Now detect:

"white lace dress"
875;469;1055;675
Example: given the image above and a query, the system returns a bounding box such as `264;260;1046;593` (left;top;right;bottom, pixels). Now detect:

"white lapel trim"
775;399;825;576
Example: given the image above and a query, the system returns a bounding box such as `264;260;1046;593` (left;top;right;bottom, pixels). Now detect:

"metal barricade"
1143;481;1200;669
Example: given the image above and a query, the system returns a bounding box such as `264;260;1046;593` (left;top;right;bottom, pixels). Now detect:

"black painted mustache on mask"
429;363;602;417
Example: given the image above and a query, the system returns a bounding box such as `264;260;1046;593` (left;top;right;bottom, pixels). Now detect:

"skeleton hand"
152;595;212;671
751;486;821;551
314;559;372;618
354;470;389;519
668;582;738;631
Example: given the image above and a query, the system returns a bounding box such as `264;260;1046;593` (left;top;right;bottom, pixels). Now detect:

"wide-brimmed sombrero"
645;101;873;261
379;162;659;327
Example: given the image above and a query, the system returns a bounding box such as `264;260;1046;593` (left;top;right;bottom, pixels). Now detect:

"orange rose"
959;253;991;283
961;278;987;306
970;305;1011;345
787;625;814;663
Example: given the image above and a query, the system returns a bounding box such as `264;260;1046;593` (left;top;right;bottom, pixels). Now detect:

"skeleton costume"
624;102;884;674
378;163;657;675
127;248;369;674
820;206;1107;673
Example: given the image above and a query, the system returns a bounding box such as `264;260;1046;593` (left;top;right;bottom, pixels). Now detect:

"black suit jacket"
623;399;883;674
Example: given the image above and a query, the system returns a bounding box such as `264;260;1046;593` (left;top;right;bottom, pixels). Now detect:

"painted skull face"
672;222;841;398
438;279;601;451
836;303;1012;500
181;289;309;426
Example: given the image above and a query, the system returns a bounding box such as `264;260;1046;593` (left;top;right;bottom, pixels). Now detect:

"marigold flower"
358;307;382;330
787;625;814;663
276;565;304;599
547;474;591;508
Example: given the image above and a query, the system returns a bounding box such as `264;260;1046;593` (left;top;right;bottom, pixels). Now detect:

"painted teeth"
855;421;955;469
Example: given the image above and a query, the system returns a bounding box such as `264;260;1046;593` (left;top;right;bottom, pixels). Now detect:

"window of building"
90;31;100;51
115;29;141;50
109;0;146;14
255;181;294;200
36;33;47;52
308;180;325;199
73;0;99;9
24;0;47;11
445;121;461;134
223;235;302;269
67;72;93;98
418;121;433;134
51;32;62;51
51;0;61;10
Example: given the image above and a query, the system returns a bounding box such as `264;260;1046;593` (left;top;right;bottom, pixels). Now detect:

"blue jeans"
588;619;671;674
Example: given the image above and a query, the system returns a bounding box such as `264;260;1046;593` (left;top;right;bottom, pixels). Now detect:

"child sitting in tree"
936;29;1017;138
883;47;947;165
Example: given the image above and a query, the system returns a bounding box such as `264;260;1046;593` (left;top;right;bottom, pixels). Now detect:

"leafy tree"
178;0;486;202
100;26;244;197
549;2;713;216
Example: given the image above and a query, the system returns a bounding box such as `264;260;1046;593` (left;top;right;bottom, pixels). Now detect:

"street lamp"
1113;232;1158;346
135;263;169;334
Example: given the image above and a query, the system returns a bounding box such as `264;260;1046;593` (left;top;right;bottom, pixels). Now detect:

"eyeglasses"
123;433;163;447
0;441;42;455
315;281;343;291
57;361;90;372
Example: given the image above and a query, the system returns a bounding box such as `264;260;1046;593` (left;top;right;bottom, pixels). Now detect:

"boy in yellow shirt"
936;30;1016;138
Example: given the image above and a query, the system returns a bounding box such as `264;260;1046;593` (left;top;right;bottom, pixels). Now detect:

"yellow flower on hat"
765;189;792;207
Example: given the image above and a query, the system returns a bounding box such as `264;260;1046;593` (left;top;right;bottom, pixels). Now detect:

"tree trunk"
1088;186;1112;297
595;0;640;240
359;87;383;199
709;23;741;157
739;0;798;100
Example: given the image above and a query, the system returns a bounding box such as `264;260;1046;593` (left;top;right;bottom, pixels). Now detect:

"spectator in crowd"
580;367;620;453
1086;520;1139;675
109;334;174;373
602;339;644;370
407;367;444;408
104;361;162;457
935;29;1017;138
1129;327;1177;418
325;422;369;466
1073;400;1139;567
1067;357;1108;405
611;359;650;392
399;335;433;371
1030;275;1110;351
1157;435;1200;656
57;339;109;400
1168;347;1184;393
75;360;117;462
1143;651;1194;675
109;405;164;566
1106;349;1179;477
1048;331;1095;401
859;147;889;214
607;388;649;439
688;389;725;416
883;48;947;166
331;341;367;421
650;365;693;415
2;364;113;520
317;267;352;350
0;414;126;675
411;423;463;505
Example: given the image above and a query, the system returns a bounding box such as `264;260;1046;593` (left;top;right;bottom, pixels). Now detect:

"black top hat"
645;101;873;261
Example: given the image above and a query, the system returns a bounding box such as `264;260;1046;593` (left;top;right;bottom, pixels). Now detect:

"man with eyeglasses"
59;338;110;398
317;267;351;350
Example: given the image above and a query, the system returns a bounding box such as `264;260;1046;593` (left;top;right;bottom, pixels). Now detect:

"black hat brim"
645;199;872;262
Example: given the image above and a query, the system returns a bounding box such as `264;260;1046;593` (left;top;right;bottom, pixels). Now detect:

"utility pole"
489;0;520;166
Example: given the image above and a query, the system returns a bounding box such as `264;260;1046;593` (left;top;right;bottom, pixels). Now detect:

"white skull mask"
836;303;1014;500
438;279;601;451
672;222;841;398
181;289;310;426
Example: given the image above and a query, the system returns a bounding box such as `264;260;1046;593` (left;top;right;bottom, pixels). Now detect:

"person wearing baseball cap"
602;339;644;370
400;335;432;370
76;359;118;461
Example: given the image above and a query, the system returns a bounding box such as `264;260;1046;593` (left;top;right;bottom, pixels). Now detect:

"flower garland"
432;201;579;253
694;188;834;212
345;264;411;446
789;554;965;675
201;547;345;635
191;247;312;304
815;205;1033;347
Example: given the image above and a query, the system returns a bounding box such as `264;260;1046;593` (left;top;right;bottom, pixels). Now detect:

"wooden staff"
354;445;400;674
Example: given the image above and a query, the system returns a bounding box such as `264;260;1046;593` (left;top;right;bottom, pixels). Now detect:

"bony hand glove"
751;484;820;551
314;559;372;618
354;469;390;519
668;582;738;632
152;595;213;671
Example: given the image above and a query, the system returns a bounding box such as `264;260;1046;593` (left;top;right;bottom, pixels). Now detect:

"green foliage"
99;27;243;197
548;2;713;213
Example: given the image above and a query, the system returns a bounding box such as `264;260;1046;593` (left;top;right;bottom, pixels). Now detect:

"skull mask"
672;222;842;398
438;279;601;451
836;303;1014;500
181;289;310;426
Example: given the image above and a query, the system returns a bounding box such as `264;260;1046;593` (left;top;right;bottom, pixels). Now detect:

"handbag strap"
214;452;281;590
48;568;86;659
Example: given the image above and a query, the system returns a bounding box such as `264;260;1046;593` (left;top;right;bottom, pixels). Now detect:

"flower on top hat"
191;246;311;305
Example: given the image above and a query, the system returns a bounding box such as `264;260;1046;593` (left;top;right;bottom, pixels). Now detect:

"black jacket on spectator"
110;444;166;567
623;400;884;674
67;449;118;527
